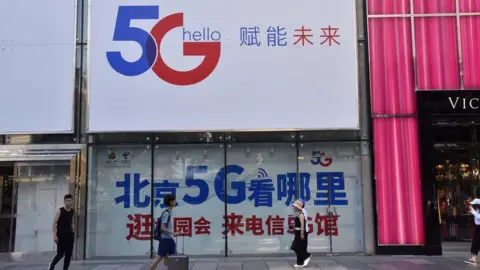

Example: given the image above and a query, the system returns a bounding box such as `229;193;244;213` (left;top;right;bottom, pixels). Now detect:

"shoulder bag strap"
157;210;171;228
165;209;171;227
156;210;167;234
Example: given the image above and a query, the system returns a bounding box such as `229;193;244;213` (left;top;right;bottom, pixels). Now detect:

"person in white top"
291;200;311;268
466;198;480;265
299;199;309;232
298;199;311;267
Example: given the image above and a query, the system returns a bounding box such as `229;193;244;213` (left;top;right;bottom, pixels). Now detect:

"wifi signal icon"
257;168;268;179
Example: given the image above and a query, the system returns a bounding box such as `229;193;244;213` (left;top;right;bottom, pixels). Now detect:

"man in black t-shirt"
49;194;75;270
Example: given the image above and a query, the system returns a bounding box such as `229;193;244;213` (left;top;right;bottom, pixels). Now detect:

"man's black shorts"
57;235;74;253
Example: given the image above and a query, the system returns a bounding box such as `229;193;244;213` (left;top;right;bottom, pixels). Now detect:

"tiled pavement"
0;254;479;270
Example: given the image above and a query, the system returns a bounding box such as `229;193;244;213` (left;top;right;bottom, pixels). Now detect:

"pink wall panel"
368;0;409;15
415;17;460;90
460;17;480;89
368;18;416;115
368;14;423;245
373;118;424;245
414;0;455;13
369;0;480;247
460;0;480;13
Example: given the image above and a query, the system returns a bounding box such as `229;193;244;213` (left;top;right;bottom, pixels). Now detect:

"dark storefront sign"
416;90;480;256
447;97;480;111
417;90;480;115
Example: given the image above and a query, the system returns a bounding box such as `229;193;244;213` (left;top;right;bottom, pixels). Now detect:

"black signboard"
416;89;480;116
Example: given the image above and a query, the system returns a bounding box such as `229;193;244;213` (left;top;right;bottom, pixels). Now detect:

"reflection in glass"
434;145;479;241
153;144;225;255
0;162;70;253
87;145;152;258
298;143;364;253
226;143;297;255
85;142;366;256
0;165;14;252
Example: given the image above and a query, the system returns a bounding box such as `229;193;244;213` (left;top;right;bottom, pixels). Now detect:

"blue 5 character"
183;166;209;205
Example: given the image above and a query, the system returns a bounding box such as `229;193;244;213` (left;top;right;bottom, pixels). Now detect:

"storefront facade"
85;133;369;258
0;0;375;261
416;90;480;251
368;0;480;255
83;0;373;258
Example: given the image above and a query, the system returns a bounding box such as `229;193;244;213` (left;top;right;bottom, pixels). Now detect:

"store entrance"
0;161;72;255
0;144;87;262
416;90;480;254
432;124;480;242
0;163;14;253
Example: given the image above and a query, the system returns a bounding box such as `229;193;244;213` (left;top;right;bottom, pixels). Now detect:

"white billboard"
0;0;77;134
88;0;359;132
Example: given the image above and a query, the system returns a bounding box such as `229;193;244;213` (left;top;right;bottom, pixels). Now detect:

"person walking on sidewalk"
49;194;75;270
466;198;480;265
291;199;311;268
299;199;312;265
150;194;181;270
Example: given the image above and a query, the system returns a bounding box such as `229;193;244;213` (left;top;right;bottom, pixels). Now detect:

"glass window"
86;145;152;258
0;161;73;253
434;145;480;241
85;141;366;256
153;144;225;255
225;143;297;255
298;142;364;253
12;163;71;253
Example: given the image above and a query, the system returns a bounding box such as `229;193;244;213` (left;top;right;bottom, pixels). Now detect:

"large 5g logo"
106;6;221;86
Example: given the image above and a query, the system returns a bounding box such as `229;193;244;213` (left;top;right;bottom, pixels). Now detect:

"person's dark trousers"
471;225;480;256
293;231;310;265
305;231;311;259
49;234;74;270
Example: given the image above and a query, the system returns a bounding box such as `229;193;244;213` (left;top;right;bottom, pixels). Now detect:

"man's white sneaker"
294;264;304;268
303;256;311;267
465;259;477;265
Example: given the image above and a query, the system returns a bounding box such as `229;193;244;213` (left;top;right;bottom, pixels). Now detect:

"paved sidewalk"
0;254;478;270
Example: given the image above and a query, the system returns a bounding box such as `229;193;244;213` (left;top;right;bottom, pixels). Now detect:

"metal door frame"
0;144;86;262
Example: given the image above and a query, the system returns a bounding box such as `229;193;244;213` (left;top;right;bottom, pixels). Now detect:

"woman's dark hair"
64;194;73;200
163;194;176;207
